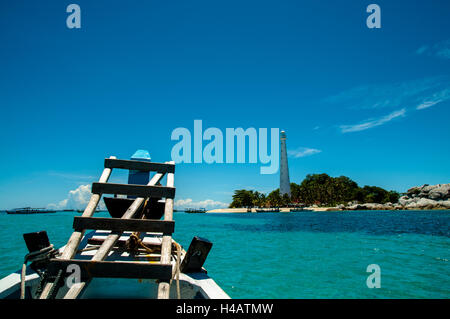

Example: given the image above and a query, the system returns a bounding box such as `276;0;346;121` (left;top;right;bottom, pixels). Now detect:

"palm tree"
267;189;282;207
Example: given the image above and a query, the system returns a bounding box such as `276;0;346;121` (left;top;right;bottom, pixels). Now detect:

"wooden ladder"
39;156;176;299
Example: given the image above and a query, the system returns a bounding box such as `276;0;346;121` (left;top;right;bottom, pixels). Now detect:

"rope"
47;269;64;299
127;234;182;299
126;198;160;254
20;245;58;299
127;233;158;254
125;199;182;299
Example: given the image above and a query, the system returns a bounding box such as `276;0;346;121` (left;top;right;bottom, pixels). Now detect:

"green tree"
282;193;291;206
229;189;255;208
360;186;388;203
229;174;400;207
290;183;302;203
252;191;267;207
266;189;282;207
385;190;400;203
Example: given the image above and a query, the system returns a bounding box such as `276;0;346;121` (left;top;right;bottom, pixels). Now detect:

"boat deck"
0;155;230;299
0;229;229;299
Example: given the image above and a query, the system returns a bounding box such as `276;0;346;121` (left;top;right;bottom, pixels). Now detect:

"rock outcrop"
397;184;450;209
329;183;450;211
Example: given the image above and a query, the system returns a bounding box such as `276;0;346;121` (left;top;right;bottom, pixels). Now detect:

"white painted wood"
39;156;116;299
0;237;231;299
157;162;175;299
63;171;166;299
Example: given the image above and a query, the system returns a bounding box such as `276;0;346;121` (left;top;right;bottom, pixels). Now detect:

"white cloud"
416;88;450;110
288;147;322;158
437;48;450;59
324;76;449;134
416;101;440;110
48;172;95;181
416;45;429;55
174;198;228;210
416;39;450;59
49;186;229;212
48;184;105;210
324;77;445;110
340;108;406;133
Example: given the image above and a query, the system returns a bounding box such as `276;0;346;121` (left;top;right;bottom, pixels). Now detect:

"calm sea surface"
0;210;448;298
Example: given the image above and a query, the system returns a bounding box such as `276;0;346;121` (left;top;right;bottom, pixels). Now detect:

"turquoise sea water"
0;210;448;298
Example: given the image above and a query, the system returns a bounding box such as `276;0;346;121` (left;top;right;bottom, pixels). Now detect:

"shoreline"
218;184;450;213
206;206;450;213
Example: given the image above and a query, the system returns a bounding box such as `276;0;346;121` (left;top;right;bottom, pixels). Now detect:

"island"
207;174;450;213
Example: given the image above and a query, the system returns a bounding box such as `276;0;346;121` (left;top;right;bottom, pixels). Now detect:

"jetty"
6;208;57;215
185;208;206;213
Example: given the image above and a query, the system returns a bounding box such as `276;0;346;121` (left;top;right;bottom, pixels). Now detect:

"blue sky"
1;0;450;209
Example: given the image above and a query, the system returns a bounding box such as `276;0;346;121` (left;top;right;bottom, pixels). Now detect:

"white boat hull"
0;230;229;299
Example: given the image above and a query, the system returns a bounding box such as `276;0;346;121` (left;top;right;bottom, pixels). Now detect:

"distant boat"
185;208;206;213
289;208;313;212
255;208;280;213
6;207;57;215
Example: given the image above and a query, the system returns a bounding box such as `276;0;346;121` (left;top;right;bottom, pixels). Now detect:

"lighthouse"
279;130;291;197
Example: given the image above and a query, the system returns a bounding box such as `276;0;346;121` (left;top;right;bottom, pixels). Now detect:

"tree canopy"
229;173;400;208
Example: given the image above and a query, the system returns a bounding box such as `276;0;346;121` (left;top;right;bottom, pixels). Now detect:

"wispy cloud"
340;108;406;133
324;77;446;110
48;171;95;182
174;198;228;210
325;76;450;133
416;88;450;110
416;101;438;110
416;39;450;59
49;187;230;211
416;45;428;55
288;147;322;158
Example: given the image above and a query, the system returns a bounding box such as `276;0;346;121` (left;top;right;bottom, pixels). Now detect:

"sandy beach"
206;207;333;213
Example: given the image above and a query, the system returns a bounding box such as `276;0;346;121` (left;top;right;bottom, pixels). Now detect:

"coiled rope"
20;245;59;299
126;234;182;298
125;199;182;299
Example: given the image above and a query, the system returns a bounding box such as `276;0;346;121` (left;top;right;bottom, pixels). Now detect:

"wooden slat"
38;155;117;299
86;238;182;252
105;158;175;173
62;171;167;299
91;182;175;199
158;162;175;299
73;217;174;234
87;238;129;247
87;238;162;249
48;259;172;280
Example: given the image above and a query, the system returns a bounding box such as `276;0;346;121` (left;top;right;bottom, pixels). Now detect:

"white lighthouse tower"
280;130;291;197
